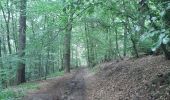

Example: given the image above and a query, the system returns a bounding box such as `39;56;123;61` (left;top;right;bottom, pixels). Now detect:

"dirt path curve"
24;68;88;100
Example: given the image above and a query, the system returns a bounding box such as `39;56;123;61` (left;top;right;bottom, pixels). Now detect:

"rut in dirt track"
24;68;87;100
63;68;86;100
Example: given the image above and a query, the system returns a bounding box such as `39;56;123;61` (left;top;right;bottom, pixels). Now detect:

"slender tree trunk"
51;53;55;73
115;28;122;59
0;37;3;88
0;0;12;54
71;46;74;67
17;0;27;84
75;45;79;68
123;23;128;57
59;47;64;71
11;12;18;52
0;39;5;87
107;28;114;61
89;23;96;67
85;22;90;67
108;30;112;60
131;37;139;58
0;24;6;55
85;22;95;67
0;37;2;58
38;54;42;78
11;0;18;52
6;3;12;54
2;36;7;55
44;49;50;80
122;0;128;57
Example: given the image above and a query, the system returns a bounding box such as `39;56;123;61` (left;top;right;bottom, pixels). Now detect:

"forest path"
24;68;88;100
23;56;170;100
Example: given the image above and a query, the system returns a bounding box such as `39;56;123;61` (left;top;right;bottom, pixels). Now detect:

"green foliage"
0;70;63;99
47;71;64;78
140;28;170;52
0;89;22;100
139;39;153;53
0;83;40;100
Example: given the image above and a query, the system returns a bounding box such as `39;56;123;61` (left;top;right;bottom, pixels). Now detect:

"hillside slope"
86;55;170;100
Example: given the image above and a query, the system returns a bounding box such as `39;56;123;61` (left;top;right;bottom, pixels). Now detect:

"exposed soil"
24;68;87;100
24;55;170;100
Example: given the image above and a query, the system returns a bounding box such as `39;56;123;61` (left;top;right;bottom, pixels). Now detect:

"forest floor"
23;55;170;100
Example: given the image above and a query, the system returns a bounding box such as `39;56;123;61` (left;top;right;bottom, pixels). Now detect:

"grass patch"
0;71;64;100
0;89;23;100
18;82;40;90
47;71;64;78
0;82;40;100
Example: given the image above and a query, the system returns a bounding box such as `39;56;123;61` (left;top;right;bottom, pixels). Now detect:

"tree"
63;15;73;73
17;0;27;84
0;0;12;54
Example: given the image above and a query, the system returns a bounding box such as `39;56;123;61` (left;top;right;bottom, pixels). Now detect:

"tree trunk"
11;12;18;52
75;45;79;68
0;37;3;88
63;18;72;73
6;5;12;54
131;37;139;58
0;0;12;54
17;0;27;84
122;0;127;57
44;49;50;80
59;47;64;71
85;22;90;67
115;28;122;59
0;37;1;58
161;43;170;60
123;23;128;57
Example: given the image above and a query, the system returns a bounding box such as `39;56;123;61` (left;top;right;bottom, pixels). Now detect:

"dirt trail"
63;68;86;100
24;68;87;100
24;55;170;100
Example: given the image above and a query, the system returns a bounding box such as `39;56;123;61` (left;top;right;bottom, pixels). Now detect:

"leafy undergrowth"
0;83;40;100
0;71;64;100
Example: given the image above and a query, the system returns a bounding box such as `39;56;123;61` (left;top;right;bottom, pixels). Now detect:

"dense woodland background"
0;0;170;90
